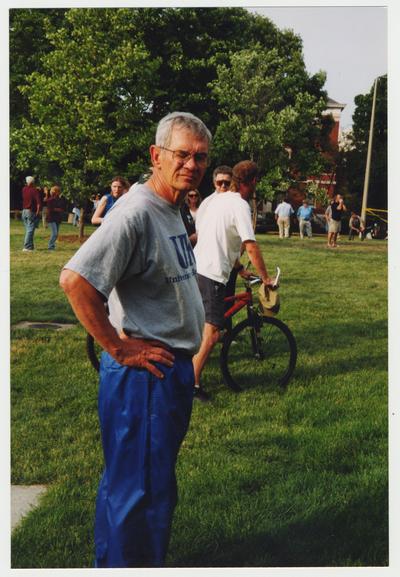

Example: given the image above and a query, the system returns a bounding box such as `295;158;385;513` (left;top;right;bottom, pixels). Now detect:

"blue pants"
94;351;194;568
48;221;60;249
22;209;39;249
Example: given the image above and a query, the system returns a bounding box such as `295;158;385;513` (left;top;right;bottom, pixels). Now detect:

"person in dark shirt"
180;189;201;246
21;176;42;251
46;186;65;250
325;194;347;248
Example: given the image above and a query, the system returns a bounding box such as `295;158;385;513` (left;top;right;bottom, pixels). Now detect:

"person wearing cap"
60;111;210;567
21;175;42;251
193;160;275;402
296;198;314;239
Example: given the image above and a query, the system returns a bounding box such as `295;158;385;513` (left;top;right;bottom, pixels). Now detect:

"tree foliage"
11;8;161;207
10;7;332;210
336;75;387;210
210;43;328;200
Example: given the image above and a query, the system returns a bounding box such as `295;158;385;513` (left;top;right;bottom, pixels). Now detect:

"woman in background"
180;189;202;246
46;185;64;250
91;176;129;225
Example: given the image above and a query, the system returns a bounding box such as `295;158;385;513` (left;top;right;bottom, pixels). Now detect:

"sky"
248;5;387;131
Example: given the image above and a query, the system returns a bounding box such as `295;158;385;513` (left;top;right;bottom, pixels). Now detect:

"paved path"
11;485;47;531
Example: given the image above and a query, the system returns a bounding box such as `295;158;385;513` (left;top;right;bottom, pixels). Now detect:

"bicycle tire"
220;315;297;392
86;332;101;372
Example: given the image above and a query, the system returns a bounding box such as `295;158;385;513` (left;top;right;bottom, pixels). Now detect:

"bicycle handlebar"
247;266;281;288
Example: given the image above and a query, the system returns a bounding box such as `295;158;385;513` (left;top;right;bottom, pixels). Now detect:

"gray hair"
25;176;35;185
155;112;212;148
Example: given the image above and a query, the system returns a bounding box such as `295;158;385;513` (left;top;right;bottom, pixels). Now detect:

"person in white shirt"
193;160;275;401
274;197;294;238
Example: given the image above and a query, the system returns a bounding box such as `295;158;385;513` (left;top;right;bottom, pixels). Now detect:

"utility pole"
361;77;379;226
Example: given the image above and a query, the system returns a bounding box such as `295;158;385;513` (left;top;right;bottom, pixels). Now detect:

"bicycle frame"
223;290;252;320
223;282;262;334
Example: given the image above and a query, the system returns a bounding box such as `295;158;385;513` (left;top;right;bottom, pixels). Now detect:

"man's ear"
149;145;161;169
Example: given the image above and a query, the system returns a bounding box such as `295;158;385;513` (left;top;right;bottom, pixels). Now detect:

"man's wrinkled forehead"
169;126;209;150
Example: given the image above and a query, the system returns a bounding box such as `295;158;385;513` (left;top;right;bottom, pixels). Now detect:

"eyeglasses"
215;180;231;188
188;193;199;198
159;146;209;167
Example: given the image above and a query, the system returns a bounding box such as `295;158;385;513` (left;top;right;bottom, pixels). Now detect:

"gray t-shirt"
65;184;205;354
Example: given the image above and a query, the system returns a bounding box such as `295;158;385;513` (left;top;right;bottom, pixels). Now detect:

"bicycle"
86;268;297;392
219;269;297;392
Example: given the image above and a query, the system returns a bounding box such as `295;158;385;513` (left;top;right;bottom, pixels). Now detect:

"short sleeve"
64;204;142;299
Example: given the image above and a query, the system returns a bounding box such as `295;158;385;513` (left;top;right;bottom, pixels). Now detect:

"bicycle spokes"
220;316;297;391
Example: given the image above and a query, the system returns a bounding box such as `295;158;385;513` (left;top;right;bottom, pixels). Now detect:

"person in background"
41;186;50;228
72;205;80;226
198;165;233;215
297;198;314;239
326;194;347;247
91;176;128;225
21;175;42;252
348;211;365;240
180;189;201;246
274;196;294;238
193;160;275;402
91;193;101;214
60;111;211;568
46;185;64;250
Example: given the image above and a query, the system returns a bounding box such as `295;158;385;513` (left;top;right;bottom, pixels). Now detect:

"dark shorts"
197;273;226;328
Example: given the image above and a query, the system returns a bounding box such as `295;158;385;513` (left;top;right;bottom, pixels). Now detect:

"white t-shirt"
274;201;294;218
194;191;256;284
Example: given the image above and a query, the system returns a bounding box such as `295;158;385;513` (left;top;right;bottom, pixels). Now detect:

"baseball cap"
258;284;280;317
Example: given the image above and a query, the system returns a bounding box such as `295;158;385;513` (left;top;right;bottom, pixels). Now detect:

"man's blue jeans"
22;209;38;250
48;222;60;250
94;351;194;568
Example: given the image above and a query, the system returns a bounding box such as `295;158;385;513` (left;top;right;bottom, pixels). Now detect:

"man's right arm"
59;269;174;377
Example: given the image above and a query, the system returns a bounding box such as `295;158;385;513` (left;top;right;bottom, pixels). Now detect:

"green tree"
10;9;68;125
11;8;161;236
336;75;387;211
9;8;68;196
210;44;329;201
11;7;332;217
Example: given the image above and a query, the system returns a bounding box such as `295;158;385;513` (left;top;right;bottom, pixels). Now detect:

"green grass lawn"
10;219;388;568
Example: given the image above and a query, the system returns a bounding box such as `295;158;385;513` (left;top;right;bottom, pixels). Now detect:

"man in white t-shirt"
274;197;294;238
193;160;275;401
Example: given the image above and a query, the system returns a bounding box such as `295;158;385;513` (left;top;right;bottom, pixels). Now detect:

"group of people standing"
273;192;364;247
273;197;315;240
21;176;65;251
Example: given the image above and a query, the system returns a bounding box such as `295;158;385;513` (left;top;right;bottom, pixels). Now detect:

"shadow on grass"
172;484;388;567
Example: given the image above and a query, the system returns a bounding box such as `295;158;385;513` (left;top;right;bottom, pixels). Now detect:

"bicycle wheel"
86;332;101;372
220;315;297;392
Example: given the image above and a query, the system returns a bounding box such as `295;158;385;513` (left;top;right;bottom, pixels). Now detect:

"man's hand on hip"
118;332;175;379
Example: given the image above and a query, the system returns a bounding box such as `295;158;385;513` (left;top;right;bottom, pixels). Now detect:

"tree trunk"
79;206;85;240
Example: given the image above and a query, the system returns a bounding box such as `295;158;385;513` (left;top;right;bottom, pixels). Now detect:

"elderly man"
21;175;42;251
60;112;211;568
297;198;314;239
193;160;275;401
